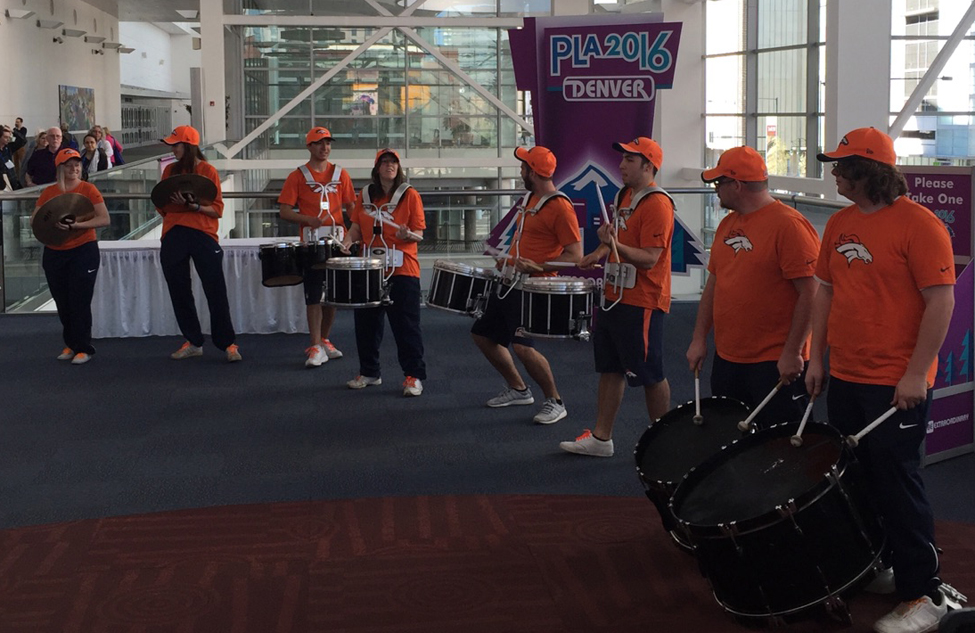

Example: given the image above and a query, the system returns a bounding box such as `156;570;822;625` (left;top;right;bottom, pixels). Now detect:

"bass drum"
634;397;750;550
670;422;885;620
259;242;302;287
426;260;496;316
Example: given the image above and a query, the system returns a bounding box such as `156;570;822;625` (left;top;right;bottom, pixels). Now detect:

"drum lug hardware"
826;466;841;486
823;596;852;625
940;582;968;607
775;500;798;519
572;313;592;342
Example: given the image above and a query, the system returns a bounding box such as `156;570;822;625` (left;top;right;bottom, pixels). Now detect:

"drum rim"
324;257;384;269
262;242;296;250
633;396;750;486
433;259;497;279
670;421;849;536
522;276;595;292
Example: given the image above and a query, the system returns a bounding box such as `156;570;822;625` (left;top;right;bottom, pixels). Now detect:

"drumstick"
789;395;817;447
596;192;611;225
737;379;788;431
483;244;543;272
363;207;423;242
692;369;703;425
846;406;899;448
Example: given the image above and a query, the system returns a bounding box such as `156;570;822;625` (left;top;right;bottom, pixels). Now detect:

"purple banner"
502;15;706;274
901;167;974;260
934;262;973;390
926;390;974;458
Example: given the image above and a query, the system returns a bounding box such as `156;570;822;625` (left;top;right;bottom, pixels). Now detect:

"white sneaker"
305;345;327;367
71;352;91;365
321;339;344;359
171;342;203;360
865;567;896;594
57;347;75;361
403;376;423;397
533;398;567;424
347;375;382;389
873;593;947;633
486;386;534;407
559;429;614;457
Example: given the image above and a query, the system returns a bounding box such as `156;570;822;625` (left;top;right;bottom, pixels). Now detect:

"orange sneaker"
57;348;75;361
305;345;326;367
321;338;344;359
226;344;242;362
403;376;423;397
171;341;203;360
71;352;91;365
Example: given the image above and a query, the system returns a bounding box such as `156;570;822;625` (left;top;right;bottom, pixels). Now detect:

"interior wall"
0;0;121;133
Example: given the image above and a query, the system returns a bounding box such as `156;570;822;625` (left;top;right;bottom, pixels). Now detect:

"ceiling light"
119;47;135;54
4;9;35;19
62;28;86;37
102;41;123;49
85;35;105;43
36;19;64;29
175;9;199;19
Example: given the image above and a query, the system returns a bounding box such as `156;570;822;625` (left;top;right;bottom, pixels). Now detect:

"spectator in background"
26;127;63;186
80;134;109;181
20;130;48;184
90;126;115;168
0;126;21;190
60;125;79;151
103;126;124;165
10;117;27;176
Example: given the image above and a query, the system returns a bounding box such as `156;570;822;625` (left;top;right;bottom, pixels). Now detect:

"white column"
199;0;227;143
657;0;707;296
824;0;891;157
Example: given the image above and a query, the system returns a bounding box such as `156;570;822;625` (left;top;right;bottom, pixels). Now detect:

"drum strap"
361;183;413;276
298;163;343;226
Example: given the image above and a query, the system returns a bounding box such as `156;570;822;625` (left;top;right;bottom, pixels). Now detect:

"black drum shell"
324;258;384;307
427;261;496;315
670;422;885;618
297;239;344;271
520;277;594;339
259;243;302;288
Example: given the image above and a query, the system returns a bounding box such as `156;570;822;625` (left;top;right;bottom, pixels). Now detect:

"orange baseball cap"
306;127;332;144
54;148;81;167
160;125;201;146
701;146;769;182
514;146;556;178
613;137;663;171
375;148;400;165
817;127;896;166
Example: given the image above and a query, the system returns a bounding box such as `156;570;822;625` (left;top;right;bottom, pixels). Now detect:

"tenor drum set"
425;259;595;340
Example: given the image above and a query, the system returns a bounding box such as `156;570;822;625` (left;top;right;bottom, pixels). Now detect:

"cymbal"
31;193;94;246
150;173;217;209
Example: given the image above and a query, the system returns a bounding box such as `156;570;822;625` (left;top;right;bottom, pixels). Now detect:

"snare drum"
297;237;343;271
259;242;302;287
520;276;594;339
427;260;496;316
670;422;885;619
634;397;751;550
324;257;384;307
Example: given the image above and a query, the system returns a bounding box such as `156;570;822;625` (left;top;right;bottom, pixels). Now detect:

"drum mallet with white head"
845;406;899;448
789;395;817;447
737;379;787;432
693;369;703;425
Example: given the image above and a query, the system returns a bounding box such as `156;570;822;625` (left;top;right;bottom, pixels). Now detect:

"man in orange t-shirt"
278;126;356;368
560;137;673;458
471;146;582;425
808;128;956;633
687;146;820;428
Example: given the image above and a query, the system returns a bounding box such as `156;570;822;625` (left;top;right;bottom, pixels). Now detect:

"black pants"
42;241;99;355
353;275;426;380
827;377;940;601
710;354;808;429
160;225;236;350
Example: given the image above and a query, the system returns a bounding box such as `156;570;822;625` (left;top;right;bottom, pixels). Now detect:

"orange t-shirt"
351;185;426;278
511;193;581;278
815;196;955;387
156;161;225;242
35;181;104;251
708;200;821;363
603;185;674;311
277;162;355;228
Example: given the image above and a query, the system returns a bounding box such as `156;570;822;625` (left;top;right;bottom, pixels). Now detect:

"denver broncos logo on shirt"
835;233;873;265
724;229;753;254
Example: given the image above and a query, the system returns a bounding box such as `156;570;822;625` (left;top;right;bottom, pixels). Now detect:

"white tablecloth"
92;238;307;338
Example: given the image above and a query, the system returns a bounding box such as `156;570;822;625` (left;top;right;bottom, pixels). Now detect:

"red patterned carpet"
0;495;972;633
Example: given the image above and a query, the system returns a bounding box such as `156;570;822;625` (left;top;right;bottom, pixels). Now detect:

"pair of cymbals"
31;193;94;246
150;174;217;209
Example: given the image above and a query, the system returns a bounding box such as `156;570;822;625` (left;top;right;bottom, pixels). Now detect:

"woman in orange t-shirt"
32;148;110;365
156;126;240;362
342;149;426;396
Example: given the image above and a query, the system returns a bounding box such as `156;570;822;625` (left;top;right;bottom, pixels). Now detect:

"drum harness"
496;190;571;300
601;185;676;311
361;182;414;305
299;164;345;244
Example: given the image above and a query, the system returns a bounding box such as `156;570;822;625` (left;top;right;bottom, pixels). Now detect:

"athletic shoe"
171;342;203;360
559;429;614;457
347;375;382;389
57;348;75;361
71;353;91;365
865;567;896;595
873;592;946;633
226;344;242;362
486;386;534;407
403;376;423;397
533;398;567;424
305;345;327;367
321;338;344;359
